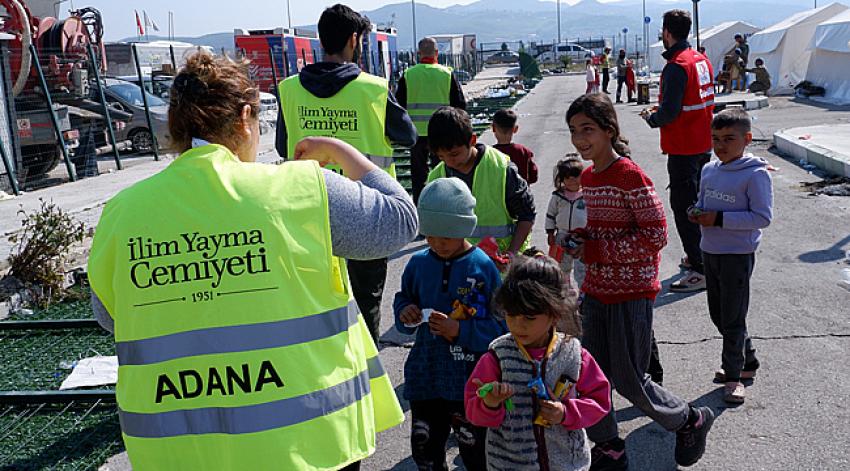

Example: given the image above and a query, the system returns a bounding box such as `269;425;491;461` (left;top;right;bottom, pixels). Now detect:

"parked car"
486;51;520;65
103;79;170;153
453;70;472;84
536;43;593;64
114;74;175;99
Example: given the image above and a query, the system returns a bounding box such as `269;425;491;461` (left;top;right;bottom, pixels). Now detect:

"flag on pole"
143;11;151;29
151;19;160;32
135;10;144;36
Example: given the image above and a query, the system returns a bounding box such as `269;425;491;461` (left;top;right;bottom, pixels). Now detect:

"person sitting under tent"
745;58;771;94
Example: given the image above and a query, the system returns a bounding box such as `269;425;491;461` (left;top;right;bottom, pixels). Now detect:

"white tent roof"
810;8;850;52
805;8;850;104
748;2;849;94
648;21;760;73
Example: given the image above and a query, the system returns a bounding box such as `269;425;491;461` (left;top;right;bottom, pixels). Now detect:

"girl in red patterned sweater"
564;93;715;470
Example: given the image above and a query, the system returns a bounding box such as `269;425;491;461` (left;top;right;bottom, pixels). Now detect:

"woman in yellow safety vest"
87;51;417;471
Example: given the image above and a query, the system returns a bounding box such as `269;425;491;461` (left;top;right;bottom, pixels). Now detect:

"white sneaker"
670;271;706;293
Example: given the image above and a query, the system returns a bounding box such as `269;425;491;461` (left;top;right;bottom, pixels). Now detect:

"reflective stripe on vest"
471;224;515;239
87;144;403;470
427;146;526;253
364;153;395;168
116;301;359;366
682;99;715;111
404;64;452;136
280;72;396;178
119;354;387;439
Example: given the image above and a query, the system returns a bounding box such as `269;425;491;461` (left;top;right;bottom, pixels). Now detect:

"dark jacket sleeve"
385;90;418;147
396;76;408;109
505;163;536;222
275;111;289;159
450;75;467;110
647;63;687;129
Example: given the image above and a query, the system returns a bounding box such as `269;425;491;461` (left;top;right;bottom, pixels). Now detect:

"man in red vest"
642;9;714;293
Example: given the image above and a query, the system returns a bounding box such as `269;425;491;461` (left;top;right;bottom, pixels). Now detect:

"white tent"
648;21;761;73
748;2;849;95
805;9;850;104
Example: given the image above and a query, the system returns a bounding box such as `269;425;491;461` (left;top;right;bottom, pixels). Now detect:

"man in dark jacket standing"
642;9;715;293
395;37;467;204
276;4;417;343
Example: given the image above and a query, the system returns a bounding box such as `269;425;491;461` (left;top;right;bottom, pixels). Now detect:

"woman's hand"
293;137;377;181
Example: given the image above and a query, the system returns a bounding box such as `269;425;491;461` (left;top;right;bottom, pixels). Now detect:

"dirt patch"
800;177;850;196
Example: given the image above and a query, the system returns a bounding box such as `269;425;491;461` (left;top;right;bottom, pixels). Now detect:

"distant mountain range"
120;0;820;52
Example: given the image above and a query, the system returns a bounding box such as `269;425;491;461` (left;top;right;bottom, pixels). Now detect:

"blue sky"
74;0;516;40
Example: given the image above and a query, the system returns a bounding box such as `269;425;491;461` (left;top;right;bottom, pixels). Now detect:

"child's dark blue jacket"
394;246;506;402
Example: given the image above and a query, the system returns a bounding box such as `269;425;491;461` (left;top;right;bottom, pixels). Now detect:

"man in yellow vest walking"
396;37;467;204
276;4;417;342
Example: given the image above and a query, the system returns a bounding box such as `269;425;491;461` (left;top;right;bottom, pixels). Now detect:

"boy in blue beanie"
689;108;773;404
394;178;507;471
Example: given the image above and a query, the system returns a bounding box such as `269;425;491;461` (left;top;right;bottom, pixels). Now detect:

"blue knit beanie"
418;178;477;238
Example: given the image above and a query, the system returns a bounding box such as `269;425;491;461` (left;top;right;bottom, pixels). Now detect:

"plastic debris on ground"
839;268;850;292
59;355;118;390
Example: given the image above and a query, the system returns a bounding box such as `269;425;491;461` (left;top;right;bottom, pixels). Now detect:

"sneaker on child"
724;381;746;404
675;406;715;467
670;271;707;293
590;438;628;471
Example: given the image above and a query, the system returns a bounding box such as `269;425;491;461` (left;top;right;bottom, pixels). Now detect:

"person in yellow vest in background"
426;107;535;259
276;4;417;343
396;37;467;204
87;52;416;471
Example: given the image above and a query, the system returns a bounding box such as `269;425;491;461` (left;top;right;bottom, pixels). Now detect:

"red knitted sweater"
580;158;667;304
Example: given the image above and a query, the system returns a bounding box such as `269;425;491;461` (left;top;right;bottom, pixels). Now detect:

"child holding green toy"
464;251;610;470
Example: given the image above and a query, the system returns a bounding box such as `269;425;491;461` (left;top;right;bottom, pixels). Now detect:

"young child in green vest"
426;106;536;260
394;178;507;471
464;251;611;470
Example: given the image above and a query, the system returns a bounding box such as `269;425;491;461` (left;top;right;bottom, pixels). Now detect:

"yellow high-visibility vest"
280;72;396;178
403;63;452;136
88;144;403;470
428;146;527;253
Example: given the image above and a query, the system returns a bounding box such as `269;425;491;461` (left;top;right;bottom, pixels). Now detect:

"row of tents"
648;2;850;105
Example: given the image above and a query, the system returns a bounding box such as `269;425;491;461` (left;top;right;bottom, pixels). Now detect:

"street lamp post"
557;0;561;44
286;0;292;29
693;0;701;50
411;0;417;51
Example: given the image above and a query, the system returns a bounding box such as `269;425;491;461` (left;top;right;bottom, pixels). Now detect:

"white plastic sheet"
59;356;118;390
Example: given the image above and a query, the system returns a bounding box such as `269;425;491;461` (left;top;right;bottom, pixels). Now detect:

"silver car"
103;79;170;153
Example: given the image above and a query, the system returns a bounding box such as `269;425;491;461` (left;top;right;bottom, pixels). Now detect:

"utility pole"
411;0;417;51
286;0;292;29
557;0;561;44
693;0;701;50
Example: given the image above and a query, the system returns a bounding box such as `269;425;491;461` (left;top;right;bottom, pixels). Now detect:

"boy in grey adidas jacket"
690;109;773;405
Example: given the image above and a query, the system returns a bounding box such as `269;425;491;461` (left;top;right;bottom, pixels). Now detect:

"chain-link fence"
0;285;123;470
0;39;172;195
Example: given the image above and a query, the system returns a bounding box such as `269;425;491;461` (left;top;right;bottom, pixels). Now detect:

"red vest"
659;48;715;155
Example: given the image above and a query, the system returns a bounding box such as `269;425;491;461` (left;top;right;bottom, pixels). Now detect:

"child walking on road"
492;109;539;185
690;108;773;404
546;156;587;290
394;178;507;471
465;252;611;471
565;93;715;470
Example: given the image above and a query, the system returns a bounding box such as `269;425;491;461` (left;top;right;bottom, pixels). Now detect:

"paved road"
364;74;850;470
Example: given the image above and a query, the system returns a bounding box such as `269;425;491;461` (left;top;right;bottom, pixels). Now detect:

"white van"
536;43;593;64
